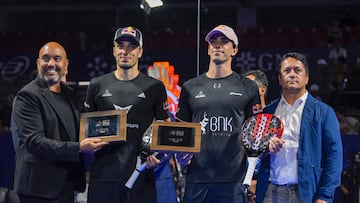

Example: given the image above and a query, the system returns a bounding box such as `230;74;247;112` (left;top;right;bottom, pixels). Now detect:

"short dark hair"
279;52;309;75
242;70;269;88
242;69;269;97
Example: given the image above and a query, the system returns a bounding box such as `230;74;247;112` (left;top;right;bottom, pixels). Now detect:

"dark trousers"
183;182;248;203
263;183;303;203
18;181;74;203
87;178;157;203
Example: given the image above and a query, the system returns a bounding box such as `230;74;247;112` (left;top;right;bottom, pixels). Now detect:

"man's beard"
116;57;135;70
42;75;61;86
40;67;63;86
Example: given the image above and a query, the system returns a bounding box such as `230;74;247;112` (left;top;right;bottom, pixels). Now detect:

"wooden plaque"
79;110;127;142
151;121;201;153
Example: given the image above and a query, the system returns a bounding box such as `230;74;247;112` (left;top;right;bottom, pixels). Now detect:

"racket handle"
243;157;260;187
125;163;147;189
125;152;163;189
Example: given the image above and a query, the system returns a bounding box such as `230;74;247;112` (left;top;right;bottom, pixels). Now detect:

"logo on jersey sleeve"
137;92;146;98
229;92;243;96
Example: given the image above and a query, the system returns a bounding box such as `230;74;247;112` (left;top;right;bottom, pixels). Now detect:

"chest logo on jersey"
213;83;221;89
137;92;146;98
101;89;112;97
84;102;90;109
113;104;133;112
200;112;233;137
229;92;243;96
195;91;206;99
200;112;209;135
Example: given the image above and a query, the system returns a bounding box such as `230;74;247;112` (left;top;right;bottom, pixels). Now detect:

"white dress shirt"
269;92;308;185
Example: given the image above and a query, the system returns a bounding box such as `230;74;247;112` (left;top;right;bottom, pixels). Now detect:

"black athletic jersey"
84;72;169;182
176;72;260;183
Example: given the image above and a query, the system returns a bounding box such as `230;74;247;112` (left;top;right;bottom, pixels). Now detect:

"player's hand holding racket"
125;123;166;189
240;113;284;189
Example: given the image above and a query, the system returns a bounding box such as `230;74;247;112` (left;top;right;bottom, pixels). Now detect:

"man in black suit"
11;42;108;203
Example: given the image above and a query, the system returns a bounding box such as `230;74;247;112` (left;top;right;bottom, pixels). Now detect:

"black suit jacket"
12;77;85;199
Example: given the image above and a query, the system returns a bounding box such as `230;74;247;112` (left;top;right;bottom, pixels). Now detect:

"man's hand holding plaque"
79;138;109;153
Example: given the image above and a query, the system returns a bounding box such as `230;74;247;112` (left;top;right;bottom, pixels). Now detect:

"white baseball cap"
205;25;238;46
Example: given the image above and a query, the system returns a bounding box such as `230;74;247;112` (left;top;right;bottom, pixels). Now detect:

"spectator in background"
309;84;322;101
316;59;328;92
327;20;343;47
328;39;348;88
242;69;269;108
339;9;356;45
344;60;360;109
329;39;347;65
340;152;360;203
327;80;343;110
347;58;360;89
336;111;360;135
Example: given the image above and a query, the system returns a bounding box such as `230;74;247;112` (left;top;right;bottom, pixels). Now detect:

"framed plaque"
79;110;127;142
151;121;201;153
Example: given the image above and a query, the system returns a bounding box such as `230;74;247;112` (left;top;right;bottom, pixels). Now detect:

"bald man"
11;42;108;203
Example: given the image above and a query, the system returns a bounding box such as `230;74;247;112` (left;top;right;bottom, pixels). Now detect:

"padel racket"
240;113;284;188
125;123;165;189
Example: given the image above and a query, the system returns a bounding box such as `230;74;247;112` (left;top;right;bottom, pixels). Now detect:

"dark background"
1;1;360;201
